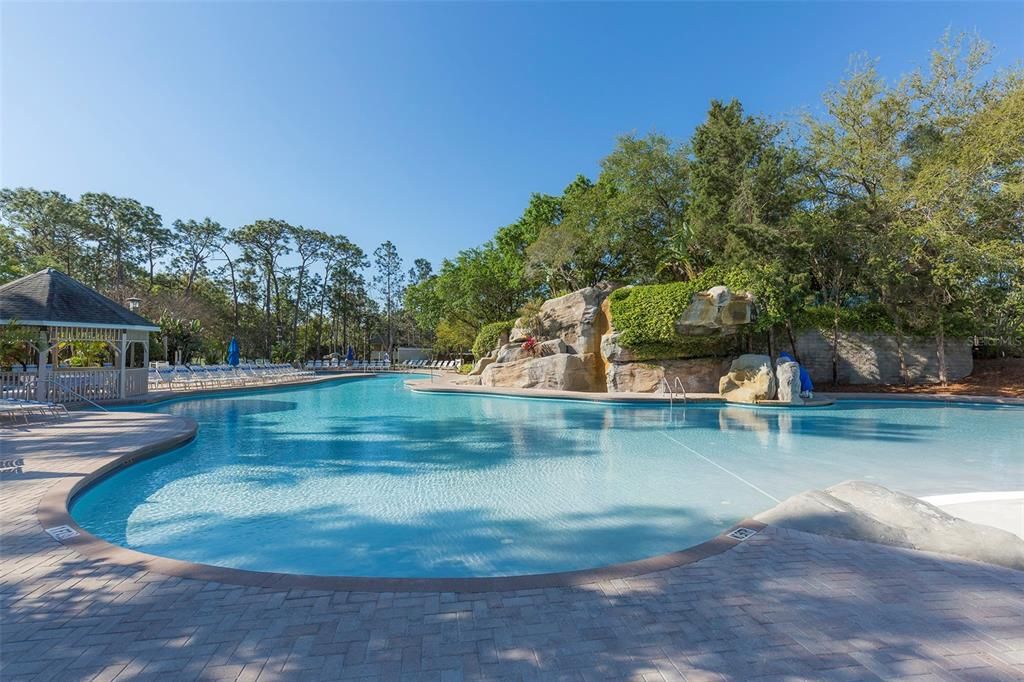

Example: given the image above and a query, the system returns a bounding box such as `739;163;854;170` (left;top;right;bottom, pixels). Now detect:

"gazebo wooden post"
35;329;48;402
118;330;128;400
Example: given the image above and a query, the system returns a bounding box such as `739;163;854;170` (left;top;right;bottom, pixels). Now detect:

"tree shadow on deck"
3;494;1024;680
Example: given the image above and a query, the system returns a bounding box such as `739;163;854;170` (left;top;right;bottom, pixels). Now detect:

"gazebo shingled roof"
0;268;158;331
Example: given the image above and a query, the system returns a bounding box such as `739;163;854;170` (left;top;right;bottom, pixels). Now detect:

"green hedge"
793;304;896;335
794;304;973;338
608;270;738;360
473;320;515;359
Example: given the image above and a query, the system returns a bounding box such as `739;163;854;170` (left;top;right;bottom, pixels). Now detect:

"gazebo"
0;268;159;404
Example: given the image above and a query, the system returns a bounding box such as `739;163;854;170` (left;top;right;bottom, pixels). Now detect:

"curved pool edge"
37;410;766;592
83;371;378;411
406;379;836;407
406;378;1024;407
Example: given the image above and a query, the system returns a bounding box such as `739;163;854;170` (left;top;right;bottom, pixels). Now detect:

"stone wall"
793;330;972;385
473;283;974;393
606;357;731;394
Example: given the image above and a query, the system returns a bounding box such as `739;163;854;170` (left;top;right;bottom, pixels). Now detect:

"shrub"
473;320;515;359
608;269;738;360
793;304;895;335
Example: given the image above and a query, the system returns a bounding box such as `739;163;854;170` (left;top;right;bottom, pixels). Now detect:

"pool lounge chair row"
303;359;397;371
396;359;461;371
305;358;346;369
149;363;315;392
300;358;463;372
1;398;70;425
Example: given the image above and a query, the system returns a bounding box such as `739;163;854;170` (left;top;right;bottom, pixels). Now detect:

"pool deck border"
35;408;767;592
405;377;1024;407
85;370;376;409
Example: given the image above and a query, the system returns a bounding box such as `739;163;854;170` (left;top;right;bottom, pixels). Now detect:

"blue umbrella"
228;337;240;366
346;346;355;363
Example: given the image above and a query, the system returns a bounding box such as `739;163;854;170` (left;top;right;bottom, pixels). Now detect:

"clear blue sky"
3;2;1022;269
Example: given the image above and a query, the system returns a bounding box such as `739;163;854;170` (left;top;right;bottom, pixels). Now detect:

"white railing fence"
3;366;148;405
0;372;36;401
47;368;121;403
125;368;148;397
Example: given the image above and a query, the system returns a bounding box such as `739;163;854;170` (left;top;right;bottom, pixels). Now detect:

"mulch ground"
821;357;1024;398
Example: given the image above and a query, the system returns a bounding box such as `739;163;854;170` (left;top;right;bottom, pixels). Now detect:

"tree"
408;258;433;285
315;235;365;359
80;193;156;296
172;218;226;295
288;226;332;354
601;133;690;281
138;210;171;292
688;99;808;357
373;240;404;351
0;188;90;277
896;34;1024;381
802;61;911;379
232;219;292;357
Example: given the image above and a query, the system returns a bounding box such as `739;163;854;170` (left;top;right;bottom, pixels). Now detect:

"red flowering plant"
521;336;538;355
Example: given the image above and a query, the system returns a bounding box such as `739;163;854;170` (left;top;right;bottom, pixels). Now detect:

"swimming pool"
71;374;1024;578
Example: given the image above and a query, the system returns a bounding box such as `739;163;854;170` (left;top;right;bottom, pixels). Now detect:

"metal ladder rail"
672;377;688;405
660;377;675;407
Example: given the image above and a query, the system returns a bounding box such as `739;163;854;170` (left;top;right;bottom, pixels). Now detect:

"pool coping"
406;379;839;407
405;377;1024;407
36;410;766;593
81;371;377;409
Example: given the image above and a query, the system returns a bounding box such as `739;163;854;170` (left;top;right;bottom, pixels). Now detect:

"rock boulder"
481;353;593;392
509;287;608;355
468;356;495;376
719;354;776;403
675;286;754;336
607;358;730;393
495;338;567;364
775;361;803;404
599;330;637;364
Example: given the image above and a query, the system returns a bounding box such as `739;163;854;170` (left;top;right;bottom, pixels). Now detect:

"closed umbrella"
228;337;240;366
346;346;355;364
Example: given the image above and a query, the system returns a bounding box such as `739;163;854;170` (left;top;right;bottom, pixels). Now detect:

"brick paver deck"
2;413;1023;681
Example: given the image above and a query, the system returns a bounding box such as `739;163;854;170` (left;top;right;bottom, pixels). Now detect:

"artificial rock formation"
606;358;731;394
675;286;754;336
495;338;567;364
480;352;592;391
756;481;1024;571
468;356;495;376
719;354;777;403
599;331;636;364
601;286;754;393
481;284;755;395
775;361;803;404
485;287;610;393
509;287;608;355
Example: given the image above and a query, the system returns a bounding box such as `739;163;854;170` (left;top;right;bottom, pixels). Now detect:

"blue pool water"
71;375;1024;578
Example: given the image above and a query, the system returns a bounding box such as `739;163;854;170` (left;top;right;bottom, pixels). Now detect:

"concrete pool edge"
406;379;836;407
405;377;1024;407
79;370;376;409
35;410;768;592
